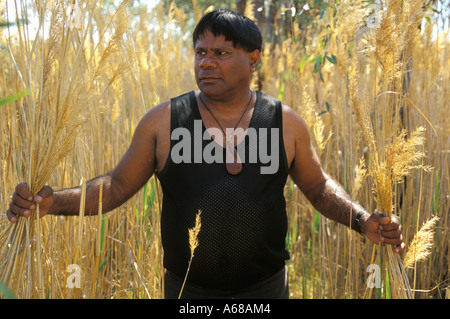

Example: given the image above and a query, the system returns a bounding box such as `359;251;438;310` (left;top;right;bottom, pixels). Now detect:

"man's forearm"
49;174;115;216
307;174;366;231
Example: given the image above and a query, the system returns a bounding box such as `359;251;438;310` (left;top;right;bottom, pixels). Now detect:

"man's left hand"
360;210;405;253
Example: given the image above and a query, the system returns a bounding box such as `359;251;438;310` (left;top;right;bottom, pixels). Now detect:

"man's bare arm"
7;102;167;221
285;108;363;229
284;106;404;252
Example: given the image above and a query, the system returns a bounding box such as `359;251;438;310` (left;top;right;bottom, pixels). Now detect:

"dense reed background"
0;0;448;298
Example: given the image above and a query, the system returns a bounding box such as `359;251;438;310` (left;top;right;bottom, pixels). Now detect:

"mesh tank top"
156;90;290;290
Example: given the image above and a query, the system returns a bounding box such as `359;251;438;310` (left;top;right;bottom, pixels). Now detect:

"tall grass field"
0;0;448;299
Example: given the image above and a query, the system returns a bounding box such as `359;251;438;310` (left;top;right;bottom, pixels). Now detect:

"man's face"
194;30;259;99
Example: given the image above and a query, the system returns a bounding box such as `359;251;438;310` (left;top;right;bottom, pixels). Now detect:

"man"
6;9;404;299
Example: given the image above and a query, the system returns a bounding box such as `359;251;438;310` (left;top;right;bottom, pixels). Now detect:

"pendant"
225;141;242;175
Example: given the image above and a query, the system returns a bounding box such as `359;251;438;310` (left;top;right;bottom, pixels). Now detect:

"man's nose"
199;53;216;69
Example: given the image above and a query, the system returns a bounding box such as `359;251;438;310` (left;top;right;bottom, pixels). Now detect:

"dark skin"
6;31;405;253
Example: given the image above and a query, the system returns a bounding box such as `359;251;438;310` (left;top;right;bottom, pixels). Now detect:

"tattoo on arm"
306;174;365;231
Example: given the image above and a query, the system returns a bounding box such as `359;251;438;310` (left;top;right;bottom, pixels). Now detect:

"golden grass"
301;87;333;153
404;216;439;270
178;210;202;299
0;0;448;299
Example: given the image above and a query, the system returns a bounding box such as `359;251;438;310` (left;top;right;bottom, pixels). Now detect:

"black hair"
192;9;263;52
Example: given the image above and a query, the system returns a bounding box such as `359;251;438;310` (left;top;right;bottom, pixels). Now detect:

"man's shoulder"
138;99;171;131
147;90;195;114
264;95;308;138
139;90;197;127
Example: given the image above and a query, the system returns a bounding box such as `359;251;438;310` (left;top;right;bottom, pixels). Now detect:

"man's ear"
248;50;261;72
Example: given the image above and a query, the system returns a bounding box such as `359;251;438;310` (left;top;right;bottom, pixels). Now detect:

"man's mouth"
199;75;221;81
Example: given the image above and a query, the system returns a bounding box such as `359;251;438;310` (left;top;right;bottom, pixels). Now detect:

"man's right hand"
6;183;54;223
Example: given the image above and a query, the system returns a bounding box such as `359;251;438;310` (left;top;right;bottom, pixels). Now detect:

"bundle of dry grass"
349;62;416;299
346;0;438;299
0;0;92;298
0;0;133;298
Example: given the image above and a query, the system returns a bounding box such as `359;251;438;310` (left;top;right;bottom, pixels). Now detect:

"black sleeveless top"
156;90;290;290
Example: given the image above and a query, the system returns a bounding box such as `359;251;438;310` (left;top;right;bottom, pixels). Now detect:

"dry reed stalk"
301;87;333;153
70;177;86;299
351;157;367;200
192;0;203;23
90;179;103;297
403;216;439;270
178;210;202;299
35;203;43;298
